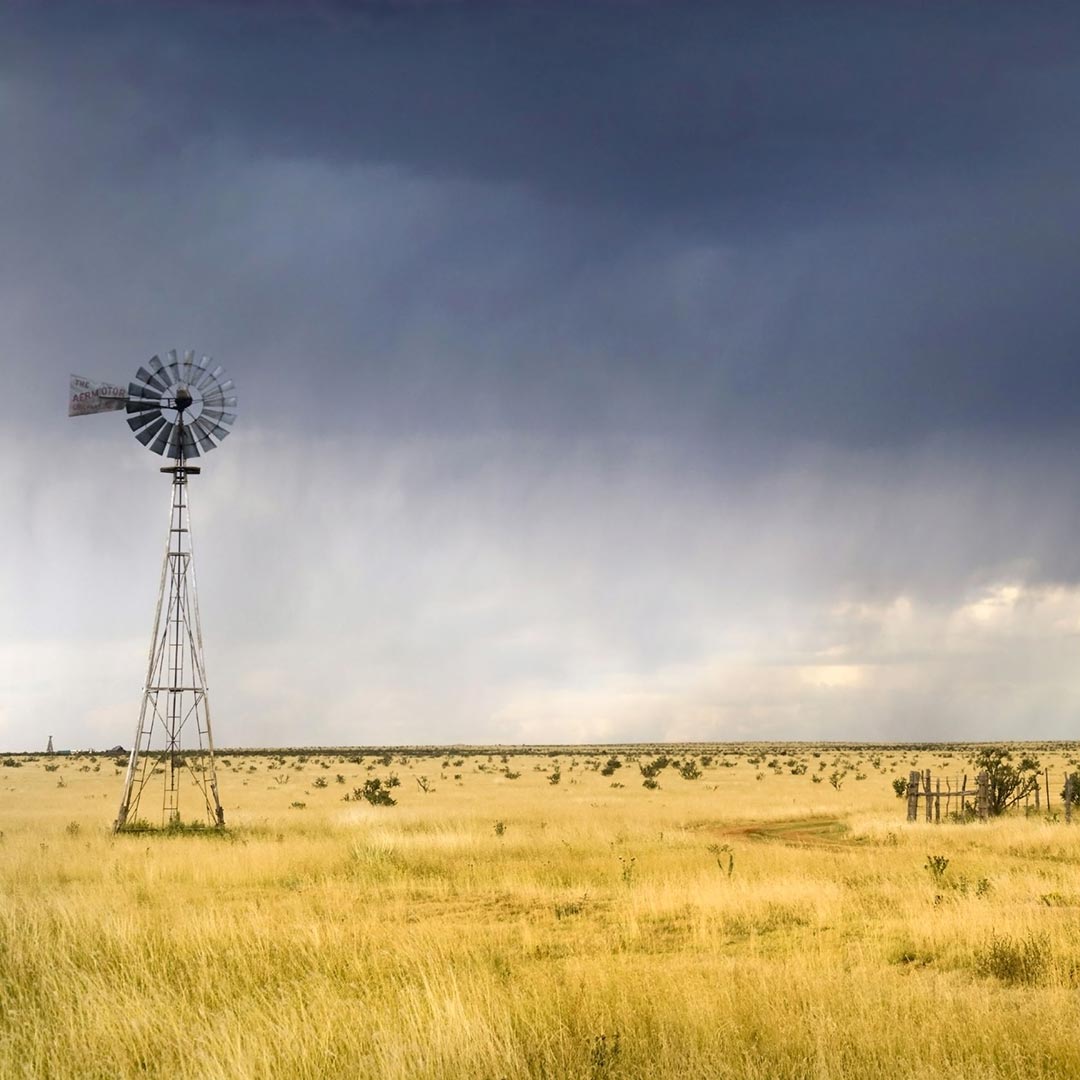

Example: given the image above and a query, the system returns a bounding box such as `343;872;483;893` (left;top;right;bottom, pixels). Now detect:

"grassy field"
3;743;1080;1078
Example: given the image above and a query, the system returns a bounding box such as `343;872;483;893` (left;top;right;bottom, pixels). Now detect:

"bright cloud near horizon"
4;2;1080;751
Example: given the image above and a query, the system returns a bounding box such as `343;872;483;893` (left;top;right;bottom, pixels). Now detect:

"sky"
4;1;1080;750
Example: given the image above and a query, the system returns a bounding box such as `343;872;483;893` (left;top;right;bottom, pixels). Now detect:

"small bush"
639;756;669;779
925;854;949;883
554;894;587;919
892;777;908;798
974;933;1048;986
357;778;396;807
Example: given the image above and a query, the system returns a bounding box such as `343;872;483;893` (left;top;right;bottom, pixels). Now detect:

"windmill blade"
181;349;196;385
128;380;162;401
135;366;170;393
162;421;183;460
127;409;163;433
148;420;175;456
195;364;224;391
164;349;183;386
188;356;211;388
179;426;200;459
135;416;167;446
203;421;232;441
199;405;235;424
125;398;162;415
191;418;218;453
200;380;236;400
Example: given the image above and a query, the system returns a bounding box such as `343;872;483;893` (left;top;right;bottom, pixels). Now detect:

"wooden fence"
905;769;1079;823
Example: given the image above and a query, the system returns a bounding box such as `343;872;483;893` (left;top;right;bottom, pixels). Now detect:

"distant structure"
46;735;53;755
69;353;238;831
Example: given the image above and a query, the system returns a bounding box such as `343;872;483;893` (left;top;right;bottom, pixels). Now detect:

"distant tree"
973;747;1041;816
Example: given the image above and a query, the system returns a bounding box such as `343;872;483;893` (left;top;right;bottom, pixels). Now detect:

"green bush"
974;933;1048;986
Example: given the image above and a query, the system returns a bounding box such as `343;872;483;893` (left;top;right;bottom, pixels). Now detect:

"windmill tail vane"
69;350;238;831
68;375;128;416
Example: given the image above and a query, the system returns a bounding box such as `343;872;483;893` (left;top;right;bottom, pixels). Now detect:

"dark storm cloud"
12;2;1072;229
5;2;1080;447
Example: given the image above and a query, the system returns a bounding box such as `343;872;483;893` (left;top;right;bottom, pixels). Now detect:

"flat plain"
2;743;1080;1079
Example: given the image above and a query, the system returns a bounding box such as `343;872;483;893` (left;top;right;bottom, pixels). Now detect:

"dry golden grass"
2;744;1080;1078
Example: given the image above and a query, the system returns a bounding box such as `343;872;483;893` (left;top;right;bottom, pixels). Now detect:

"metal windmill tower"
69;353;238;831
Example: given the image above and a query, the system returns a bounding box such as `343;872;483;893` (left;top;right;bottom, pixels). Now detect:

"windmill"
69;352;238;831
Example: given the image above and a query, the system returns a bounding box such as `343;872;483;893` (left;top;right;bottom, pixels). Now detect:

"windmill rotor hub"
174;385;194;413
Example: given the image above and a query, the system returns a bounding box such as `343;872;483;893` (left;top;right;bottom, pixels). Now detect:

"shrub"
678;760;701;780
892;777;908;799
554;894;587;919
972;747;1040;816
548;766;561;785
356;779;396;807
924;854;949;883
974;933;1048;986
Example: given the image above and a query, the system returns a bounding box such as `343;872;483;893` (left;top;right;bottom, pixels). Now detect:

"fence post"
1066;774;1074;825
1035;779;1041;813
1045;767;1051;810
907;769;920;822
935;777;941;823
924;770;933;823
977;771;989;822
